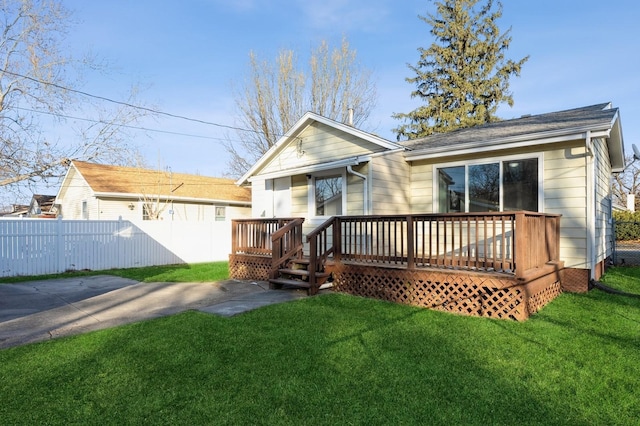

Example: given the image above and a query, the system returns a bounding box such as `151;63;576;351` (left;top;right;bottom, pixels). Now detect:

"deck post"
333;217;342;262
406;215;415;269
231;220;238;254
514;212;525;280
309;234;318;295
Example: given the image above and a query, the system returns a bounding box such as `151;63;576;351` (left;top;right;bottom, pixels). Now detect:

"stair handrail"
270;217;305;279
305;216;339;295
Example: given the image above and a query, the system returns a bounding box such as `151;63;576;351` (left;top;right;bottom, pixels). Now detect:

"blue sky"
61;0;640;177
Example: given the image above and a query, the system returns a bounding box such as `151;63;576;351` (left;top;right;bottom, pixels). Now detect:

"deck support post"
406;215;415;269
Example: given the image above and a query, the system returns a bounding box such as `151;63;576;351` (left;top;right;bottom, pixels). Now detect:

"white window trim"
82;200;88;220
432;153;544;213
215;205;226;221
307;169;347;219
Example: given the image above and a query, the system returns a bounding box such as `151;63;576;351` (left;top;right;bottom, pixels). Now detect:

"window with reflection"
315;176;342;216
437;158;538;212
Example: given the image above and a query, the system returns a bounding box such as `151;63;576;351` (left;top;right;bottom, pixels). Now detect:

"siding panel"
260;122;388;175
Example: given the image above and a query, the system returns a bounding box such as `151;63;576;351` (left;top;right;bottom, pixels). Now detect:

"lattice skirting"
229;254;271;281
331;264;562;321
560;268;589;293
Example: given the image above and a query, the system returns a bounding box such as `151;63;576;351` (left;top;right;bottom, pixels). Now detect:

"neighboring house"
236;103;625;294
1;204;29;217
56;161;251;222
28;194;57;218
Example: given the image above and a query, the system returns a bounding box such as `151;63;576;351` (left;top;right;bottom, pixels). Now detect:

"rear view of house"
231;103;625;319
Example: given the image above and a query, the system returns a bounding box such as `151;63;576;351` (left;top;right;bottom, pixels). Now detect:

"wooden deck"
230;212;564;321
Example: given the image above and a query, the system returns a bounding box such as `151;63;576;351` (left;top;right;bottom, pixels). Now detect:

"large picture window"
437;157;538;213
315;176;342;216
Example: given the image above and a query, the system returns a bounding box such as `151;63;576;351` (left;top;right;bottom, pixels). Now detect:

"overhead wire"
15;107;237;143
1;67;276;138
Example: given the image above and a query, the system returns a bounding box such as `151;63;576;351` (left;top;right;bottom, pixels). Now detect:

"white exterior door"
272;177;291;217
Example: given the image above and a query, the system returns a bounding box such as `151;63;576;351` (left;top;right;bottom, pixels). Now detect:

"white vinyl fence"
0;218;232;278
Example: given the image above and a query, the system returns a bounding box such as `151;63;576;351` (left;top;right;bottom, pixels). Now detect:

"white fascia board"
93;192;251;206
247;156;368;183
405;126;612;162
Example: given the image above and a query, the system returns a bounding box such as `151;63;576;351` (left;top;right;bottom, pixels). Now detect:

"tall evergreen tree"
393;0;528;140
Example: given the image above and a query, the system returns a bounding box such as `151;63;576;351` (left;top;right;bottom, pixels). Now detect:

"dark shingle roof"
401;103;618;151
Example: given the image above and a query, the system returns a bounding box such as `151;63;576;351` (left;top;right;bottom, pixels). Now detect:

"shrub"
613;210;640;241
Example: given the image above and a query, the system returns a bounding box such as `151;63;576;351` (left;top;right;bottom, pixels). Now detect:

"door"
273;177;291;217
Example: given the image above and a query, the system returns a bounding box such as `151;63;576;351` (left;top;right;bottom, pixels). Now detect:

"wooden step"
289;258;311;265
278;268;330;279
269;278;333;291
288;258;335;265
269;277;311;289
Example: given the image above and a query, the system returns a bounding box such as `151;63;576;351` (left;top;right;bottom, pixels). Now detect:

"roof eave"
93;192;251;206
404;124;614;162
607;111;626;171
236;112;402;185
247;156;367;182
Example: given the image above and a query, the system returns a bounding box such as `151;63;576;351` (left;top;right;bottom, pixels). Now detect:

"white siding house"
238;104;625;290
56;161;251;223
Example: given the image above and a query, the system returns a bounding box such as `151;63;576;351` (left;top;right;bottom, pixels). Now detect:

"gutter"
405;126;612;162
93;192;251;207
246;156;366;183
347;165;368;215
585;130;596;279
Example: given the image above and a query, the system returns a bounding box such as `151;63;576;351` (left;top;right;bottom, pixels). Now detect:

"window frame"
215;205;226;221
81;200;88;220
432;153;543;213
308;169;347;218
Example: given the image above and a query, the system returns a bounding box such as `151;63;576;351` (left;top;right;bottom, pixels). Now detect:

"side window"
437;158;539;212
469;163;500;212
215;206;226;221
82;200;88;220
315;176;343;216
438;166;464;213
143;203;152;220
503;159;538;211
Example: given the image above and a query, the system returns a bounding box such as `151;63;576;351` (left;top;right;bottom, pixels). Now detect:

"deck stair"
269;258;333;293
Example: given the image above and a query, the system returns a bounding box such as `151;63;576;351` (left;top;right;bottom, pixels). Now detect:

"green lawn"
0;261;230;284
599;266;640;294
1;278;639;424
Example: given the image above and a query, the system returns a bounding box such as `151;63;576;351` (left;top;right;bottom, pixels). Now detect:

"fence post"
612;219;617;266
56;216;64;273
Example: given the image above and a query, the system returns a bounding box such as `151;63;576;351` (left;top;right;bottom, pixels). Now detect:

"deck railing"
231;212;561;285
334;212;560;279
270;218;305;279
306;217;337;292
231;218;302;256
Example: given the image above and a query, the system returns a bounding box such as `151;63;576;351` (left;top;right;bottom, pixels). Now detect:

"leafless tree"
225;37;377;177
613;155;640;210
0;0;149;204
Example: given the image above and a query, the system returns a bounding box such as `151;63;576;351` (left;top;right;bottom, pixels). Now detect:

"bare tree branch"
225;36;377;178
0;0;151;206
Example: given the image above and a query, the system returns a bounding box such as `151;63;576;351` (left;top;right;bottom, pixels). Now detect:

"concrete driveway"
0;276;308;350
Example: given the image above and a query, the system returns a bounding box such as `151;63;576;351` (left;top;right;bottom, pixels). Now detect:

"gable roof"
69;161;251;204
403;103;625;170
31;194;56;206
236;111;404;185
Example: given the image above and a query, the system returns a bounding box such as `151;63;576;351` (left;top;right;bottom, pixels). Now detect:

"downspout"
347;165;368;215
585;130;596;279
